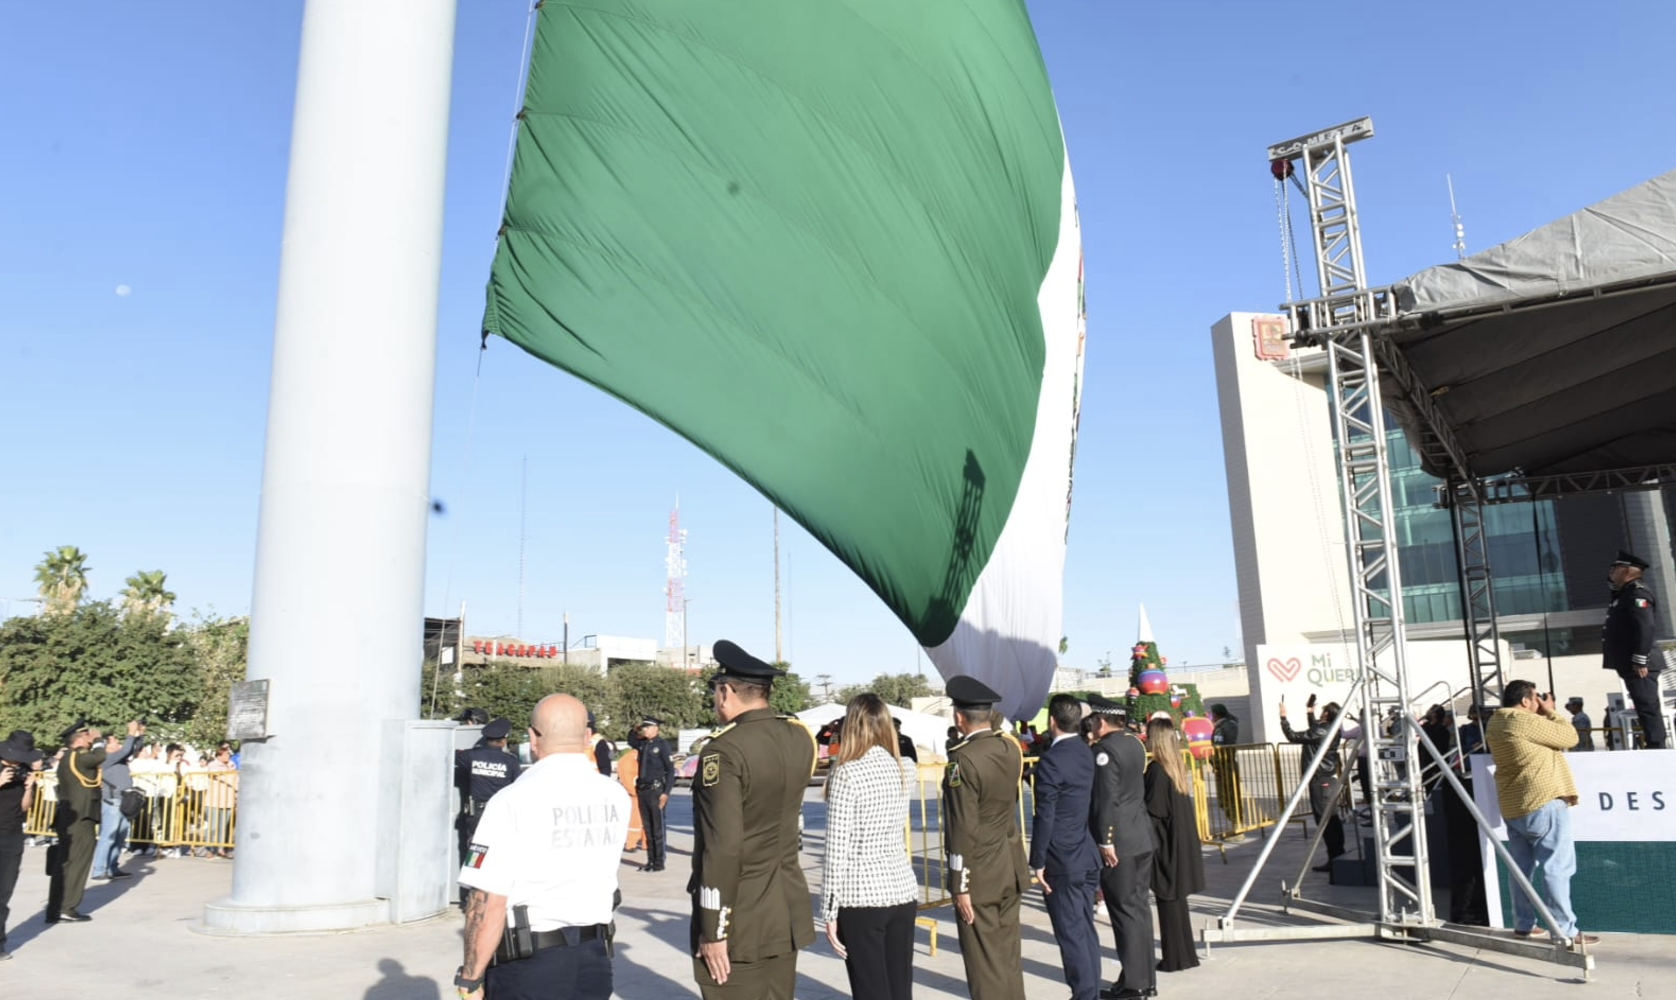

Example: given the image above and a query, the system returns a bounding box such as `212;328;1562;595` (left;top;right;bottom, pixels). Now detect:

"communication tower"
665;501;687;652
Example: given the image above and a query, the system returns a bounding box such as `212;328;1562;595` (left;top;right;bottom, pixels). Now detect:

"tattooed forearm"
463;888;488;974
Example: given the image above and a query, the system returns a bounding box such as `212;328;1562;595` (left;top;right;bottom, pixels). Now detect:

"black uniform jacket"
1603;579;1659;673
689;708;817;960
942;728;1029;902
1090;730;1155;859
638;735;674;788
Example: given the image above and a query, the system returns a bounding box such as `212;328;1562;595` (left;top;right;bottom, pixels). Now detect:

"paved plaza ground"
10;786;1668;997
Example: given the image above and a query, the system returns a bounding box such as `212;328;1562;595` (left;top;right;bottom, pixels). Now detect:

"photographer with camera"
0;732;44;959
92;721;147;881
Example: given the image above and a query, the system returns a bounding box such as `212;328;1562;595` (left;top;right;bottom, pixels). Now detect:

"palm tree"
34;545;92;614
122;569;177;619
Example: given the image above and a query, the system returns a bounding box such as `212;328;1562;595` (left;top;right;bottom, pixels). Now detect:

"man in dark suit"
1030;695;1102;1000
1090;711;1156;1000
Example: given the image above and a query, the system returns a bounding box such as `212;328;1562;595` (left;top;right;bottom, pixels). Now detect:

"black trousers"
1307;779;1346;858
1622;669;1668;749
486;937;611;1000
1042;868;1101;1000
836;901;915;1000
1155;896;1198;972
693;950;797;1000
637;786;666;868
1098;851;1155;994
0;831;22;951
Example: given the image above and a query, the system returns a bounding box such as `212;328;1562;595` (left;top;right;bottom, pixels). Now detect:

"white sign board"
1473;751;1676;927
1249;641;1503;743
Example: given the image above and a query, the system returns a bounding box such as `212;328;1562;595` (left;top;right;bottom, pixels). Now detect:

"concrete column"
203;0;458;933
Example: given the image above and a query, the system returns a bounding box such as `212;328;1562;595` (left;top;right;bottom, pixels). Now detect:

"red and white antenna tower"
665;500;687;652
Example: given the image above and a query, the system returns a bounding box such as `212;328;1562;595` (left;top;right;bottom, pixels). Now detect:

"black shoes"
638;863;665;872
1311;862;1334;872
91;870;134;882
1100;986;1156;999
48;908;93;924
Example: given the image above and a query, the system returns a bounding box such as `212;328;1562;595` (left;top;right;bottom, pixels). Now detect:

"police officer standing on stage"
1604;549;1666;749
943;676;1029;1000
457;717;521;904
690;640;816;999
455;694;629;1000
1090;711;1156;1000
635;716;673;873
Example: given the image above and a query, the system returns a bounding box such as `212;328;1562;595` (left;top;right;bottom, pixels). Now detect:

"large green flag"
483;0;1085;718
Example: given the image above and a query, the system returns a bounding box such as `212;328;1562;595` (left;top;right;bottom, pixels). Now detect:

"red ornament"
1182;716;1215;759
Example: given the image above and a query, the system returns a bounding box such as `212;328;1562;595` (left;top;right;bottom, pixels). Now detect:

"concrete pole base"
199;896;391;935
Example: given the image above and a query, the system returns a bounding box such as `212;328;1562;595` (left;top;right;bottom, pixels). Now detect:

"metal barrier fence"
24;770;239;851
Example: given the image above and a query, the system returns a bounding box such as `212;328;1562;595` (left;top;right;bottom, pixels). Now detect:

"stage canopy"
1380;169;1676;482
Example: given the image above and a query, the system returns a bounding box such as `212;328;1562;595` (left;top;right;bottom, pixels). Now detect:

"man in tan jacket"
1484;680;1598;947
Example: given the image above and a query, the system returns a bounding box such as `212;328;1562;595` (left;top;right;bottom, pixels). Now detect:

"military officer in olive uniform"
636;716;674;872
690;640;816;1000
48;718;143;923
943;676;1029;1000
1604;549;1665;749
456;717;521;903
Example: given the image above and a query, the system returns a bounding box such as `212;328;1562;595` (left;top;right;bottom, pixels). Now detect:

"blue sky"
2;2;1672;686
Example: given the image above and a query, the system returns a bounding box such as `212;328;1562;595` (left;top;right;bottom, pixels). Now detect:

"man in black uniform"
456;717;521;904
893;718;918;763
0;733;43;958
635;716;673;872
47;718;142;923
1604;549;1665;749
690;640;816;999
1209;704;1243;827
942;676;1029;1000
1089;711;1155;1000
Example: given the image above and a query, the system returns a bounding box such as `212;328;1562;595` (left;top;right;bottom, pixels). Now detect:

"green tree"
1058;635;1069;657
1124;639;1203;725
179;613;248;745
869;671;932;708
607;661;706;734
768;667;812;716
33;545;91;615
121;569;177;620
0;600;201;744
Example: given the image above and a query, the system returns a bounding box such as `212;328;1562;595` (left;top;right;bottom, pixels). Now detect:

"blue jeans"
92;798;130;878
1505;798;1577;937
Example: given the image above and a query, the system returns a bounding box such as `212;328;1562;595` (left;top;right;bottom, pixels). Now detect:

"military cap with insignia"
711;639;784;682
59;717;92;744
1612;549;1651;570
481;717;512;740
946;675;1001;710
640;715;663;728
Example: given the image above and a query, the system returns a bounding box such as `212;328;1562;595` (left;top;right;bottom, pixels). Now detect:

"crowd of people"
0;717;242;957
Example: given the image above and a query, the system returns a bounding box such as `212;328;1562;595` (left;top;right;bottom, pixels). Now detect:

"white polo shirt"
457;751;630;931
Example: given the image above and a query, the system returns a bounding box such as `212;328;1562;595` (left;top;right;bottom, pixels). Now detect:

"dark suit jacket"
1091;730;1155;859
1028;734;1099;876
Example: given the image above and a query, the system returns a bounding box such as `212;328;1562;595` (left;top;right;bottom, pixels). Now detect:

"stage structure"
1201;119;1676;976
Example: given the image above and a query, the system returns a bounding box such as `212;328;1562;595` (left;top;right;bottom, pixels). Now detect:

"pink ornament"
1126;687;1140;698
1138;669;1168;695
1182;716;1215;759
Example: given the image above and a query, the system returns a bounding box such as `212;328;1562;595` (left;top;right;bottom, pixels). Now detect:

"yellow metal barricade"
23;769;239;852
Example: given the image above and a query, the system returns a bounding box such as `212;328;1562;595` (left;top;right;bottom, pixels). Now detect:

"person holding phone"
1278;694;1346;874
0;733;43;959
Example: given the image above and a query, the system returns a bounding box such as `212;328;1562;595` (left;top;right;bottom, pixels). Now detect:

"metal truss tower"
665;502;687;652
1205;119;1590;976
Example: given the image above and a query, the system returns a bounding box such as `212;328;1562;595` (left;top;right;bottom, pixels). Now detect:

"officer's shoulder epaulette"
705;720;739;742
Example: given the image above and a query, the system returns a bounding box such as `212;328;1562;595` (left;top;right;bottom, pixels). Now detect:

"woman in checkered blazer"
821;693;920;999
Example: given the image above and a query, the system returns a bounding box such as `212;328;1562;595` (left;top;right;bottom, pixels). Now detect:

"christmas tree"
1124;605;1204;726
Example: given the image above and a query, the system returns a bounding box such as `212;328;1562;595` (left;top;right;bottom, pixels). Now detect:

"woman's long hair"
824;693;900;800
1146;717;1191;796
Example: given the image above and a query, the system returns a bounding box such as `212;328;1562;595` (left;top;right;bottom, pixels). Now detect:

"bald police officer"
690;640;816;1000
456;694;629;1000
1604;549;1665;749
943;676;1029;1000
